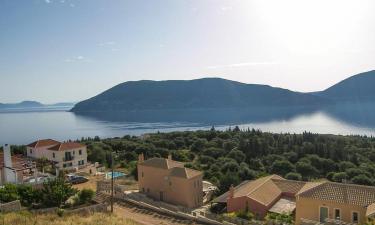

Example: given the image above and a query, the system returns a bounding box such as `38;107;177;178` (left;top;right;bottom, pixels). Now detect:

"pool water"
105;171;126;179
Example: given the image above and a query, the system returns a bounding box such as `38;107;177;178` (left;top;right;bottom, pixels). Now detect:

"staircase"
93;192;111;204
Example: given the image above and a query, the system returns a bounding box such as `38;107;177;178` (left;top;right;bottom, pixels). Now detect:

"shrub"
77;189;95;204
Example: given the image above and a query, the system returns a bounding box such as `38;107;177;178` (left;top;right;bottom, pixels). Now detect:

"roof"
366;203;375;217
0;153;35;171
27;139;60;148
297;181;375;207
272;179;307;195
139;157;202;179
138;157;184;169
269;198;296;214
169;167;202;179
47;142;86;151
213;175;289;204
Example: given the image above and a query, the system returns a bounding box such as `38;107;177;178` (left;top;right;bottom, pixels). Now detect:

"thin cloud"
98;41;116;47
64;56;92;63
45;0;51;3
207;62;279;69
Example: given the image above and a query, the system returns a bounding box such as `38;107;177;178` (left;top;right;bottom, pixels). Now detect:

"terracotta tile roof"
366;203;375;217
139;157;202;179
169;167;202;179
27;139;60;148
213;175;290;204
0;153;35;170
272;179;307;195
139;157;184;170
47;142;85;151
297;181;375;207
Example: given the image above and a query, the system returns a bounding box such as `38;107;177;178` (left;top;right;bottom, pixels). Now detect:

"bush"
77;189;95;204
236;210;254;220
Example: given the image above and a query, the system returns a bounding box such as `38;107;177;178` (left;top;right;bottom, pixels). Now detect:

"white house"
26;139;88;171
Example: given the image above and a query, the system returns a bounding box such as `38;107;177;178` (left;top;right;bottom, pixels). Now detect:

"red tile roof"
47;142;86;151
27;139;60;148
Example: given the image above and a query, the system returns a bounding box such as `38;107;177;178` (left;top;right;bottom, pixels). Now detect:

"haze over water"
1;108;374;146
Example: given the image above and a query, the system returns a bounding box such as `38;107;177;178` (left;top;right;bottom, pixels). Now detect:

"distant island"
0;101;75;111
69;70;375;124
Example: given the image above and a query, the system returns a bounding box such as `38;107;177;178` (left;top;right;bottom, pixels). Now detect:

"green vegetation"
75;129;375;194
0;177;78;209
265;212;294;225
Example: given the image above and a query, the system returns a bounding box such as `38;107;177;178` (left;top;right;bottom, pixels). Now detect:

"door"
159;191;164;201
320;207;329;223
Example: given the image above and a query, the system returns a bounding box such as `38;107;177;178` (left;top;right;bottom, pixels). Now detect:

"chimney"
228;184;234;199
3;144;16;183
3;144;12;168
138;153;144;163
167;154;172;160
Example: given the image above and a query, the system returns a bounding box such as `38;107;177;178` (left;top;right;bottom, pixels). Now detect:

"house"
137;154;203;208
26;139;87;171
213;175;306;219
295;181;375;225
214;175;375;224
1;144;37;185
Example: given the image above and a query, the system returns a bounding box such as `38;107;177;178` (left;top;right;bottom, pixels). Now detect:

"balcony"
63;156;74;162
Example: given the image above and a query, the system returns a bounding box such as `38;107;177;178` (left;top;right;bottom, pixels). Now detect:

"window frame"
334;208;341;220
351;211;359;224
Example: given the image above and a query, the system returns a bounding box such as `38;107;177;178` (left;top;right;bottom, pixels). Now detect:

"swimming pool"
105;171;126;179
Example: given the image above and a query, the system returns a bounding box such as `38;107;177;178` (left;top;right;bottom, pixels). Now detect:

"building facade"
137;154;203;208
215;175;375;224
26;139;87;171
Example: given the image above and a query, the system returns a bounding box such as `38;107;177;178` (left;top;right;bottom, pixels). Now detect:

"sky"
0;0;374;104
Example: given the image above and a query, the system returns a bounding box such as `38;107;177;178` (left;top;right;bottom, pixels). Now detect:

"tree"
17;184;42;207
270;160;295;176
227;149;246;163
351;175;373;186
42;178;77;207
285;172;302;181
0;183;19;202
332;172;348;183
296;161;318;180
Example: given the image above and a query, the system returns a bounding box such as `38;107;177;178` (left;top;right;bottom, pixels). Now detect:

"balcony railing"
63;156;74;162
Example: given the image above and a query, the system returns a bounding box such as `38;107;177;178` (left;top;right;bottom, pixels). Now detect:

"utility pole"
111;151;114;213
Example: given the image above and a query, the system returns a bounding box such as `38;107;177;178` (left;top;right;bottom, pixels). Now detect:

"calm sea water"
1;107;375;145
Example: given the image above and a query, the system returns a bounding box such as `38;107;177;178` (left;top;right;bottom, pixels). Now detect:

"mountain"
71;78;329;113
0;101;75;110
317;70;375;102
0;101;44;109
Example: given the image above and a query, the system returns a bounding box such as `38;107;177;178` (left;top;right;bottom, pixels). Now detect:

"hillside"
71;78;328;112
317;70;375;102
0;101;44;109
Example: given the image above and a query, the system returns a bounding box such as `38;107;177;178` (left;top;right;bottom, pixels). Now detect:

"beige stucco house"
27;139;87;171
295;181;375;225
215;175;375;224
137;154;203;208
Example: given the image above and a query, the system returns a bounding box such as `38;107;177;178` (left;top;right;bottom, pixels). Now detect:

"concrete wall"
295;196;367;225
138;164;203;208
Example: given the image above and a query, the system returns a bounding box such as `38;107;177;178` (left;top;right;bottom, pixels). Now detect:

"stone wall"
0;200;22;213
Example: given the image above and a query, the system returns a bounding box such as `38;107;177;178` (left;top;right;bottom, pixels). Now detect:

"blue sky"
1;0;374;103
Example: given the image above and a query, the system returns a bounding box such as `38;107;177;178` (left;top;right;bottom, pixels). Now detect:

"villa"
137;154;203;208
26;139;88;171
214;175;375;224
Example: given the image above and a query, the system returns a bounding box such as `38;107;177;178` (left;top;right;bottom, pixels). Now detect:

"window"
79;150;82;155
73;151;75;155
334;209;341;220
147;188;150;193
30;149;32;154
169;181;172;186
142;172;144;177
352;212;359;223
142;188;145;192
53;153;55;158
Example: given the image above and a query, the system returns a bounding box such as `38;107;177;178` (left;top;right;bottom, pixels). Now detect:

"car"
67;175;89;184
